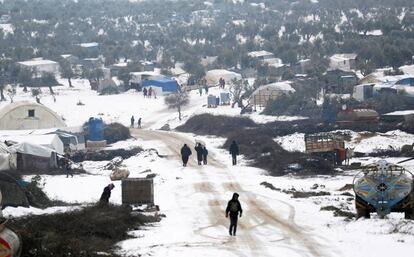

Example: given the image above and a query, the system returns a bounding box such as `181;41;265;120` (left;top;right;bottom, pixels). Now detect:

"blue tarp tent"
142;78;178;92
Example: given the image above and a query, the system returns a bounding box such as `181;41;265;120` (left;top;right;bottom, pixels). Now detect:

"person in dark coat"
229;140;239;165
64;159;73;178
143;87;148;98
194;143;204;165
180;144;192;167
138;118;142;128
202;146;208;165
130;115;135;128
100;183;115;204
148;87;153;98
225;192;242;236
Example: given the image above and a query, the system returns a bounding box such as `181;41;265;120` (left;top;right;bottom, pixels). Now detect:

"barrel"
0;227;21;257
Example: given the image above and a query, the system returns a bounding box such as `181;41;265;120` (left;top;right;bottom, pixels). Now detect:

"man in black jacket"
229;140;239;165
180;144;192;167
194;143;204;165
225;192;243;236
202;146;208;165
100;183;115;204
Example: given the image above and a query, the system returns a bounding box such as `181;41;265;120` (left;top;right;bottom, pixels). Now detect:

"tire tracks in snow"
132;129;331;257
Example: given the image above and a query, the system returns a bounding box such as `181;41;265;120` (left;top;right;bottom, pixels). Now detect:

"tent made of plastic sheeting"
205;69;242;86
7;141;56;158
0;127;84;152
0;142;16;171
250;82;295;108
142;78;178;93
1;134;64;155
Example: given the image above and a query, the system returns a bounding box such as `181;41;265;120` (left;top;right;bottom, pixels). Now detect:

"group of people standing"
143;87;156;98
130;115;142;128
219;77;226;89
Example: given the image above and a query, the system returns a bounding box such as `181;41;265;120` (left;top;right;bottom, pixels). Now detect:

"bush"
100;86;119;95
104;123;131;144
223;128;333;176
176;114;257;135
10;205;161;257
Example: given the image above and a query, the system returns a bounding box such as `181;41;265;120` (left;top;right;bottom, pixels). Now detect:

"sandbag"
110;168;130;181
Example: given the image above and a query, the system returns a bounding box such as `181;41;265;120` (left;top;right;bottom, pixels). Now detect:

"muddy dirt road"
131;129;334;257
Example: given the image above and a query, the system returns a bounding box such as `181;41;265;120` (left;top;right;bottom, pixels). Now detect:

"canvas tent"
0;142;16;171
250;82;295;108
205;69;242;86
7;141;59;171
0;127;84;152
0;101;66;130
1;134;64;155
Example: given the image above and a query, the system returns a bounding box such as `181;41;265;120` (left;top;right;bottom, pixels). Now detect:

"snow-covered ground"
4;80;414;257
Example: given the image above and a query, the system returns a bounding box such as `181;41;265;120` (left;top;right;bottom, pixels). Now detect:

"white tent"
1;134;64;155
205;69;242;86
7;142;56;158
0;142;11;171
250;82;295;107
0;142;17;171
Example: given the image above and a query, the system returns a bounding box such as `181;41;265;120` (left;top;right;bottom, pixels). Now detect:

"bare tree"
59;59;75;87
7;86;16;103
229;78;250;108
164;84;189;121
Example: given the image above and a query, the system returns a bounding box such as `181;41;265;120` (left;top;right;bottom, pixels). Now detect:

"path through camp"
124;129;337;257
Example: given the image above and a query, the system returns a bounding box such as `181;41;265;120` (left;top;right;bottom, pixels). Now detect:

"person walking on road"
202;146;208;165
181;144;192;167
138;117;142;128
99;183;115;205
143;87;148;98
130;115;135;128
195;143;204;165
226;192;243;236
229;140;239;165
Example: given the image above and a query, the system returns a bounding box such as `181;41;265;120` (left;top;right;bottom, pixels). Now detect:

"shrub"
100;86;119;95
176;114;257;135
104;123;131;144
10;205;161;257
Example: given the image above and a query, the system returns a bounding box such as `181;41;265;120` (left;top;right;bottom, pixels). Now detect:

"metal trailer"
304;133;346;165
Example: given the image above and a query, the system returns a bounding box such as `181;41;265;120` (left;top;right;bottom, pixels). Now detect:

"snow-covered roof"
0;101;66;127
205;69;242;85
399;65;414;76
330;53;357;61
79;42;99;48
263;58;284;68
383;110;414;116
18;59;58;66
297;59;310;64
7;142;56;158
248;50;274;58
252;82;295;95
1;134;64;155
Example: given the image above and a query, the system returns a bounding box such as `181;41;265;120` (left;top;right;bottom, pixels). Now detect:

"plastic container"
0;227;21;257
88;117;104;141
